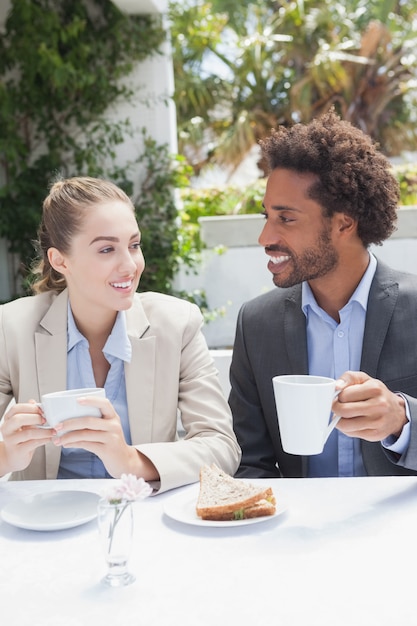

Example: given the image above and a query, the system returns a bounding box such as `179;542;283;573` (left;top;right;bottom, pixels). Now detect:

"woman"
0;176;240;492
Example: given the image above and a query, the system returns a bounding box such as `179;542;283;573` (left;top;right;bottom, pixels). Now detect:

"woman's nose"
119;250;137;272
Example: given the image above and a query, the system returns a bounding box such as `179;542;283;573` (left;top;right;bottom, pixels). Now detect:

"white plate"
1;490;100;531
164;490;286;527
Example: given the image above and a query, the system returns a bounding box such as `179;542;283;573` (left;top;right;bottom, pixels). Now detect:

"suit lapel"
355;260;399;473
360;261;398;377
124;297;156;444
283;286;308;476
284;286;309;374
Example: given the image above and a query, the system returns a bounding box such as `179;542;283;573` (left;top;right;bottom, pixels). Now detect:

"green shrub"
177;178;267;258
393;163;417;206
133;134;194;294
0;0;165;296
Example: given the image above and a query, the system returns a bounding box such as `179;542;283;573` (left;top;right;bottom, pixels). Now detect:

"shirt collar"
67;304;85;351
67;302;132;363
302;252;377;317
103;310;132;363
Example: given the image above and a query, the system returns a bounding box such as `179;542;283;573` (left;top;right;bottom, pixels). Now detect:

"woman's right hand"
0;401;55;475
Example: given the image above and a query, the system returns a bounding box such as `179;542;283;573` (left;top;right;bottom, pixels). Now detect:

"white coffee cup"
39;387;106;429
272;375;341;455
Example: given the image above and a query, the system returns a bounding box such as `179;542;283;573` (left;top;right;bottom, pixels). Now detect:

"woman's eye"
131;242;142;250
100;247;114;254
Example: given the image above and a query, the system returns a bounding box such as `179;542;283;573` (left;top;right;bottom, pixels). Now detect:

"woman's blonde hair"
31;176;135;294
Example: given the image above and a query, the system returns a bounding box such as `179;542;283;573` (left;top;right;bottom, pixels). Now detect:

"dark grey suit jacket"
230;260;417;477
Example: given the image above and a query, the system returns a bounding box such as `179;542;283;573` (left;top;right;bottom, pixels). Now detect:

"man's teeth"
270;255;290;264
111;280;132;288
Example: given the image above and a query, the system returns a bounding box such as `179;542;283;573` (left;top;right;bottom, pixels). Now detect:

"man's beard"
272;224;339;288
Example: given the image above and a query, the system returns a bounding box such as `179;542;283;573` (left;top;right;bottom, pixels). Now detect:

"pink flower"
104;474;153;504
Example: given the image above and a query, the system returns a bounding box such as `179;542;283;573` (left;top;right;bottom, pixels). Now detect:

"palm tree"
287;2;417;154
170;0;417;177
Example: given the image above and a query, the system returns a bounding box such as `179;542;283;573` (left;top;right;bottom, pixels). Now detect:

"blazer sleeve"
0;304;13;419
134;299;241;493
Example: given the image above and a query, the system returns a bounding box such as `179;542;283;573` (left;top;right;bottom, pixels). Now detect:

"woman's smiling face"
49;200;145;319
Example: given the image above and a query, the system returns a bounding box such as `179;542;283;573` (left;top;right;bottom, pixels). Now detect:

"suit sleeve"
229;303;281;478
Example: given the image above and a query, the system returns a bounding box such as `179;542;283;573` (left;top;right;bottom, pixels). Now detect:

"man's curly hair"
259;108;399;247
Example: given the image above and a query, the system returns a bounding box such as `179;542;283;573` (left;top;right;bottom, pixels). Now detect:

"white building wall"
110;0;177;165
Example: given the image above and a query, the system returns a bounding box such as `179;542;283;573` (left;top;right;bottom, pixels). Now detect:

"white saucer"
1;490;100;531
164;490;286;527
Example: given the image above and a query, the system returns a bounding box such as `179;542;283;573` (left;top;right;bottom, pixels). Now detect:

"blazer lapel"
124;297;156;444
35;290;69;478
35;291;68;395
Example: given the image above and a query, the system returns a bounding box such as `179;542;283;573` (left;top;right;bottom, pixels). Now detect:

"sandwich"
196;464;276;521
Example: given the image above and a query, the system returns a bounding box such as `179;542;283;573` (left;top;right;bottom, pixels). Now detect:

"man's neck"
307;249;370;322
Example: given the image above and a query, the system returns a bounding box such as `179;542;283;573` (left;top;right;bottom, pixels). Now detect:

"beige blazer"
0;290;240;492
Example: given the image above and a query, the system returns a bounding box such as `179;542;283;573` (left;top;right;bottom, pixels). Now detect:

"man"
230;108;417;478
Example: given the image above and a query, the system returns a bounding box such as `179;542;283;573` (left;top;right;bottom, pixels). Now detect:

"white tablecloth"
1;475;416;626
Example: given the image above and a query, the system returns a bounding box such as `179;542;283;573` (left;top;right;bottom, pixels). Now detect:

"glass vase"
97;499;135;587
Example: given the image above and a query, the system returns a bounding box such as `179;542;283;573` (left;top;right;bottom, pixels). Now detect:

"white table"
1;476;416;626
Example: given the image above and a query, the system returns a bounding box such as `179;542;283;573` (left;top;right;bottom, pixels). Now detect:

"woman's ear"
47;247;68;274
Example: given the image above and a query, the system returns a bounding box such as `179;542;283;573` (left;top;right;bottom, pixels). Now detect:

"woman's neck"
70;303;117;349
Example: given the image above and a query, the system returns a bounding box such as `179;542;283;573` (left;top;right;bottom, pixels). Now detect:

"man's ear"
47;247;68;275
336;213;356;234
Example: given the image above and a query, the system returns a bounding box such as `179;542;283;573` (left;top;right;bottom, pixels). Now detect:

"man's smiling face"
259;168;339;288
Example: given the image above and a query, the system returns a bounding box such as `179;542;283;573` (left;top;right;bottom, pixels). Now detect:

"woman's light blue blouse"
58;304;132;479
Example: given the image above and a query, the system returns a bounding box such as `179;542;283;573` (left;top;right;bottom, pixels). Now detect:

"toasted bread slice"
201;495;276;521
196;464;276;520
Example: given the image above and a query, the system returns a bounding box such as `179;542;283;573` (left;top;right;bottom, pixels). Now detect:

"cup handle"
323;390;342;443
324;413;341;442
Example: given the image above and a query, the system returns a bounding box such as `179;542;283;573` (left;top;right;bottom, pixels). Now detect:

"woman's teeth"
111;280;132;288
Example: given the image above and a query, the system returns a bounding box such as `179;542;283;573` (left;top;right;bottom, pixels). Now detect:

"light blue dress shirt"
302;253;409;477
58;304;132;479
